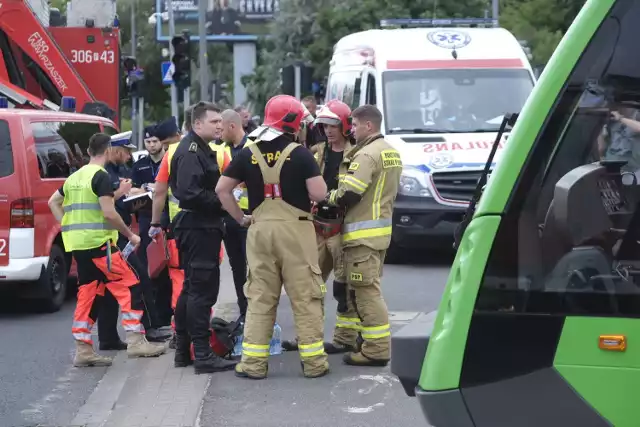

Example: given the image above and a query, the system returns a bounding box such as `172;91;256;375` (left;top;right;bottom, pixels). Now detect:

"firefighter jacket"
327;134;402;250
313;140;354;176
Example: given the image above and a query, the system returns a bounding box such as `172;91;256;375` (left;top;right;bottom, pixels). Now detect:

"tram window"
477;0;640;318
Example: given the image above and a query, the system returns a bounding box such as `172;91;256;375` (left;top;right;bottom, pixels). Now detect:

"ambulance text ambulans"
327;18;535;261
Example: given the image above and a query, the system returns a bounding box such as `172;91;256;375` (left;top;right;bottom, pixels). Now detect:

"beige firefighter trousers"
343;245;390;361
318;233;360;347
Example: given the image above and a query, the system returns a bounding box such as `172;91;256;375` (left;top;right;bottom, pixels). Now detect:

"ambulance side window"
366;74;376;105
329;71;361;110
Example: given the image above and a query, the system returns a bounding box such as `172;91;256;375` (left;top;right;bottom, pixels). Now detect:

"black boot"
146;328;172;342
192;340;237;374
174;334;193;368
324;341;356;354
99;340;128;351
282;339;299;351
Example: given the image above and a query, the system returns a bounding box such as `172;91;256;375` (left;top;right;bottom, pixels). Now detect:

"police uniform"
327;132;402;366
60;162;165;368
223;95;328;379
169;130;236;374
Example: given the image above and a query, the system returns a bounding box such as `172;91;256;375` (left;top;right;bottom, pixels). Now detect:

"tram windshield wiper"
453;112;519;250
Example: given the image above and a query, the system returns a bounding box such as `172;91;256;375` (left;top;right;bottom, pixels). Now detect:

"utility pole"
168;1;179;121
131;0;138;146
492;0;499;26
198;0;208;101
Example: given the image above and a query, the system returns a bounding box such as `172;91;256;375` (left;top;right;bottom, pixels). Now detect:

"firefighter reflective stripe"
122;311;144;333
341;174;368;193
61;164;118;252
242;342;270;357
169;194;179;205
63;202;101;212
299;341;325;358
361;324;391;339
336;316;362;330
372;172;386;220
342;218;392;242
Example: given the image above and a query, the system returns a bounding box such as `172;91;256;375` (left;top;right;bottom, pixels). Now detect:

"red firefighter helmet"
314;100;352;136
249;95;310;142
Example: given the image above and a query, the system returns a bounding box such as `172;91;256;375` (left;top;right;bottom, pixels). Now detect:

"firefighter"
167;102;236;374
282;100;361;354
326;105;402;367
216;94;329;379
152;108;230;350
47;133;166;367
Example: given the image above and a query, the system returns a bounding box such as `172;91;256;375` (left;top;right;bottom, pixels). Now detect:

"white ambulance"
327;18;535;260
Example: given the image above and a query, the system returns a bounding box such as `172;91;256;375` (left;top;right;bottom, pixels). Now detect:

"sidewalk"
70;261;241;427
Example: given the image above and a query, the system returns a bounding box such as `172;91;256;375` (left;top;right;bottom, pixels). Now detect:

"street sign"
161;61;174;85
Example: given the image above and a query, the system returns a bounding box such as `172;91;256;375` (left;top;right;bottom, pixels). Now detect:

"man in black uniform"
169;101;237;374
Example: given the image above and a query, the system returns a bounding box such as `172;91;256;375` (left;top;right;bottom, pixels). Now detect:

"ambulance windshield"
382;68;533;134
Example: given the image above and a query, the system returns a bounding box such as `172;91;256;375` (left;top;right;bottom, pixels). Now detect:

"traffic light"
281;64;314;97
122;56;144;97
171;32;191;90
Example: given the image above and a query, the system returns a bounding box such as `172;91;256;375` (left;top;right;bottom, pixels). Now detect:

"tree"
500;0;585;66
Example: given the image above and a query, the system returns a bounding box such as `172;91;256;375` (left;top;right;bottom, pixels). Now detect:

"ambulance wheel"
38;244;68;313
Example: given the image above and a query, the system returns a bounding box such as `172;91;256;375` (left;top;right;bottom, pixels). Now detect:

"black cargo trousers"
173;211;224;359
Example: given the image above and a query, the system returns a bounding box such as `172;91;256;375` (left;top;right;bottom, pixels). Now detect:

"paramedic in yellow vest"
216;95;329;379
47;133;166;368
326;105;402;367
151;109;229;345
218;109;250;318
282;100;361;354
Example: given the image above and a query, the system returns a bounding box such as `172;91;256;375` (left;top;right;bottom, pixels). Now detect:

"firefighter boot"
126;332;167;358
324;341;356;354
192;340;237;375
235;363;267;380
174;334;193;368
73;341;113;367
282;339;299;351
343;351;389;367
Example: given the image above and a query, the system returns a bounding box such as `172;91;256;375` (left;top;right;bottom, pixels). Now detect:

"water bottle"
270;322;282;355
121;242;135;260
232;322;282;356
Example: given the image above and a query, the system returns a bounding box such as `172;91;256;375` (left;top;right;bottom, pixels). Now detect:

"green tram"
392;1;640;425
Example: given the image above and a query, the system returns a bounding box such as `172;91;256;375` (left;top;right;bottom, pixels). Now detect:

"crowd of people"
48;94;403;378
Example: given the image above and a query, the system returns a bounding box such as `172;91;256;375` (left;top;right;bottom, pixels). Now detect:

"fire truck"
0;0;121;122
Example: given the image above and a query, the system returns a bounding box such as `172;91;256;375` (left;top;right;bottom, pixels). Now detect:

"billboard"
155;0;278;42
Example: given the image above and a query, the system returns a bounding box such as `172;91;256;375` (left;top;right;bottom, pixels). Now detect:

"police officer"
216;95;329;379
326;105;402;367
219;109;250;318
99;133;171;344
131;124;164;269
282;100;359;354
169;102;237;374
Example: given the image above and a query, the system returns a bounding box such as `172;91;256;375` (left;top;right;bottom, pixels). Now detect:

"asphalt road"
200;251;452;427
0;250;452;427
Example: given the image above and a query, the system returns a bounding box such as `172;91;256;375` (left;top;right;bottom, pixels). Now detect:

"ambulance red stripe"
386;58;523;69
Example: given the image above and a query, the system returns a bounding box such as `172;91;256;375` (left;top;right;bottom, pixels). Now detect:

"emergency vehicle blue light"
380;18;498;28
61;96;76;112
0;97;8;109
